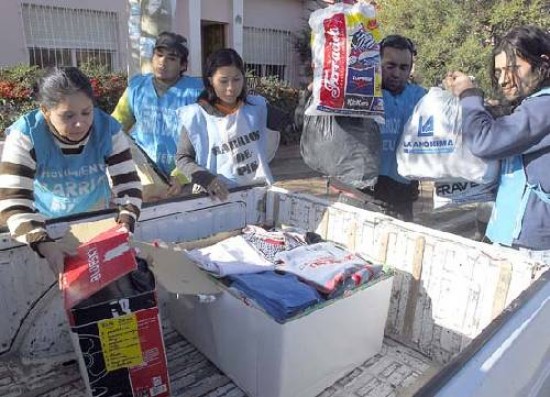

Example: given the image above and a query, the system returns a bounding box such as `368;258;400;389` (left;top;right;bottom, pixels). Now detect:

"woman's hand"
445;71;476;97
37;241;76;275
206;177;229;201
117;221;133;234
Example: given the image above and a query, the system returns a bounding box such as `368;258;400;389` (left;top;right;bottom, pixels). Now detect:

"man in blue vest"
298;32;425;221
360;34;426;221
112;31;203;197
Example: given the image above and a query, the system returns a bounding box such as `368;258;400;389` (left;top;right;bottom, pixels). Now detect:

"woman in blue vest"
0;67;143;274
175;48;274;201
447;25;550;254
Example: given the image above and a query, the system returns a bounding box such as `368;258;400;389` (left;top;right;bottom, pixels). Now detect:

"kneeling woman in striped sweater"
0;67;143;275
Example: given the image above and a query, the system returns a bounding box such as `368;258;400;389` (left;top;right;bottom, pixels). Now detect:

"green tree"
378;0;550;94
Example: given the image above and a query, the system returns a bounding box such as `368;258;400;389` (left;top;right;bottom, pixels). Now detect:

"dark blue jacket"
461;88;550;249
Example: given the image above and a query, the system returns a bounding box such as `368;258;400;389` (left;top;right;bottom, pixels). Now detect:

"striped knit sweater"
0;115;143;248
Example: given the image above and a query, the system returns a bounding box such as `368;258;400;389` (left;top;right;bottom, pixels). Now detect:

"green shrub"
247;74;301;144
0;64;127;139
0;65;39;139
251;75;299;114
79;62;127;114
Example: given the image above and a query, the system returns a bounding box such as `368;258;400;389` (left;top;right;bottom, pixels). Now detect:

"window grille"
21;3;120;71
243;26;298;85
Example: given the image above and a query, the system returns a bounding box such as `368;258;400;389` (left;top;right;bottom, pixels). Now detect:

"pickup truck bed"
0;187;547;397
1;327;437;397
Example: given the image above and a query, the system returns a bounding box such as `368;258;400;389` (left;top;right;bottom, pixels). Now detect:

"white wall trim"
231;0;244;55
187;0;202;77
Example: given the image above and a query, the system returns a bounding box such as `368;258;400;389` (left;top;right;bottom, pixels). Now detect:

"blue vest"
380;84;426;183
128;74;203;176
11;109;117;218
486;87;550;246
179;95;273;188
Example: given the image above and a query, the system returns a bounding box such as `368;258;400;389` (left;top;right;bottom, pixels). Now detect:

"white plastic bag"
397;87;498;184
306;1;384;122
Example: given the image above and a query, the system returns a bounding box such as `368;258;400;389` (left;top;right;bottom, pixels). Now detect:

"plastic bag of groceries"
433;180;497;209
299;93;380;189
397;87;499;184
306;1;384;122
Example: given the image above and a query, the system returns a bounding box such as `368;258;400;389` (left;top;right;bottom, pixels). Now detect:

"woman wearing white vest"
0;67;143;274
176;48;274;201
447;26;550;254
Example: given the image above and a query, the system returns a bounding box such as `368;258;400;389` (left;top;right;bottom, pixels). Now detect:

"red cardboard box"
62;226;170;397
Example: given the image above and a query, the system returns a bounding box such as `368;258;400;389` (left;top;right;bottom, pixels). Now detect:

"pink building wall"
0;0;129;69
242;0;304;30
174;0;307;80
0;1;28;66
193;0;304;29
201;0;232;23
0;0;310;80
174;0;305;53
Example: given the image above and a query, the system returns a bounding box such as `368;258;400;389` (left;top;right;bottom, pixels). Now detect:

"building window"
76;49;114;70
245;63;262;78
29;48;72;68
245;63;286;81
21;4;120;71
243;27;297;85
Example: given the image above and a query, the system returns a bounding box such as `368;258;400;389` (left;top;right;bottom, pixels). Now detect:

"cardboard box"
156;235;393;397
62;225;170;397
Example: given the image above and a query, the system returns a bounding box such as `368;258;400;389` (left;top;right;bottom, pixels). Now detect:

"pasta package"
307;1;384;122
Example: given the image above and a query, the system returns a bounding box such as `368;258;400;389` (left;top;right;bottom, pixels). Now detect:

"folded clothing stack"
228;271;323;323
274;242;383;297
187;226;384;321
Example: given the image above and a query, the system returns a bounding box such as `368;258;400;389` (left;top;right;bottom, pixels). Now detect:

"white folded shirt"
186;235;275;277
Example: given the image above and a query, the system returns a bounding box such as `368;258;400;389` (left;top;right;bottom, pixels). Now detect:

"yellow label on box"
98;314;143;372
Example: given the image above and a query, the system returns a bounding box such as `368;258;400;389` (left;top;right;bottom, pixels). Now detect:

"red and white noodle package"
306;1;384;122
